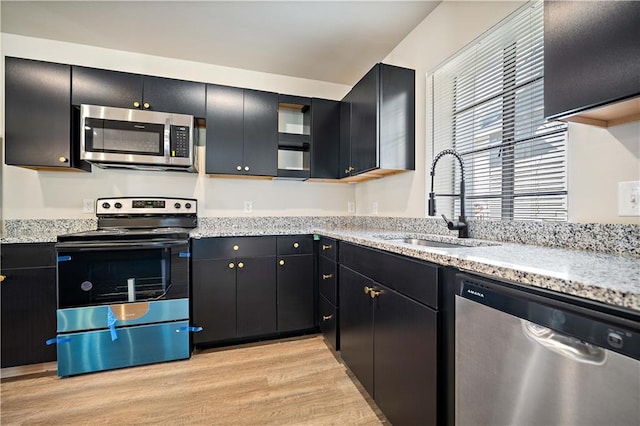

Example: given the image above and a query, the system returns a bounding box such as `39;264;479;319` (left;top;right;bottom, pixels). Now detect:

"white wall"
1;33;355;219
568;121;640;224
359;0;640;224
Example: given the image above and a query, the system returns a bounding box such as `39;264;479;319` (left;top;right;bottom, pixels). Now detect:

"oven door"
56;239;189;309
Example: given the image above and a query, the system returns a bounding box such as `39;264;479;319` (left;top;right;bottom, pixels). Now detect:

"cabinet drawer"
319;295;338;351
319;237;337;261
191;236;276;260
319;256;337;305
1;243;56;269
339;242;439;309
277;235;313;255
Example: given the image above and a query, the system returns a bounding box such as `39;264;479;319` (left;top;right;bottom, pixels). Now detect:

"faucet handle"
441;214;451;226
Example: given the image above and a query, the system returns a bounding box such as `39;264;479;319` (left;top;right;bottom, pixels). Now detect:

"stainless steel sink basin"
394;238;472;248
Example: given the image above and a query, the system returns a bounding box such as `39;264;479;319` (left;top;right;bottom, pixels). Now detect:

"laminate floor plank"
1;336;385;425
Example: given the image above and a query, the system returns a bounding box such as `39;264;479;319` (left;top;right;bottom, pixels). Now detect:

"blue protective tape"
178;326;203;333
179;252;191;258
46;336;71;345
57;255;72;262
107;307;118;341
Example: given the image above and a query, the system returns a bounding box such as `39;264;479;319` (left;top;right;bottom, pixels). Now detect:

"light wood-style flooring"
1;335;387;425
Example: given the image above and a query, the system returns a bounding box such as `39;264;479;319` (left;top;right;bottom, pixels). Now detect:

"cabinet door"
311;98;341;179
237;256;277;337
1;267;57;367
191;259;237;343
544;1;640;119
205;84;245;175
143;76;206;117
374;286;438;425
277;254;314;332
350;65;379;175
339;93;353;178
72;66;143;108
5;57;87;170
339;265;375;395
243;89;278;176
318;255;337;305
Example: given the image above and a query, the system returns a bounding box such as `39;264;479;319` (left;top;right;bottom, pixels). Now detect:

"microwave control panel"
170;125;191;158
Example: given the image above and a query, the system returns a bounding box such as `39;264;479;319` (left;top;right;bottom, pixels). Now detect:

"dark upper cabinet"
544;1;640;126
1;243;57;367
4;57;90;171
340;63;415;181
310;98;341;179
206;85;278;177
71;66;206;117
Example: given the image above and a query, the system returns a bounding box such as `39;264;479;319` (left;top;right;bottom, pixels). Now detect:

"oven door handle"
55;240;187;251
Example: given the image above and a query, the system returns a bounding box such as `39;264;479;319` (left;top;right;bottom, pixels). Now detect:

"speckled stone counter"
313;229;640;313
3;216;638;313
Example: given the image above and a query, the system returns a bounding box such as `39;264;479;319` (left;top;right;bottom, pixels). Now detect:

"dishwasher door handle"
522;321;607;365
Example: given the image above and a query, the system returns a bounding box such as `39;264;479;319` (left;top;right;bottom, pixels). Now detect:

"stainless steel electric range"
53;197;197;377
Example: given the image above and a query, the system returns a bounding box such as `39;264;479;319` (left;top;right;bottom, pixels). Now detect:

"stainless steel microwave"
80;104;197;172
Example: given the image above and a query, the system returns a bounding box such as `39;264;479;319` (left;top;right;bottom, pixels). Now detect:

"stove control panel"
96;197;197;215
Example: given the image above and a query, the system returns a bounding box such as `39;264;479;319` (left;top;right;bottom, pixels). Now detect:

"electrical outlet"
347;201;355;214
82;198;94;213
372;201;379;215
243;201;253;213
618;181;640;216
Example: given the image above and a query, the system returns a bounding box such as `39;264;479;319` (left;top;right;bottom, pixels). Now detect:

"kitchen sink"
392;238;473;248
375;234;500;248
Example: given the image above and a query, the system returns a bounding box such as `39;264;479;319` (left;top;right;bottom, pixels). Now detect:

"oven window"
84;118;164;156
57;246;188;309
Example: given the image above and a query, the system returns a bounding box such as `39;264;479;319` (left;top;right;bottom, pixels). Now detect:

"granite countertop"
3;217;639;313
312;229;640;313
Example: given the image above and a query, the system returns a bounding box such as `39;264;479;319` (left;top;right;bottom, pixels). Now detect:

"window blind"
430;0;567;222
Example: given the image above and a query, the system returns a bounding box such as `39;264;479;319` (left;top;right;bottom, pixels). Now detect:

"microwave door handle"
165;118;171;160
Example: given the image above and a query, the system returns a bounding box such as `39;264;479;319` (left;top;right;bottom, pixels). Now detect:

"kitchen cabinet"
340;63;415;182
277;95;311;179
318;237;339;350
71;66;206;117
205;85;278;177
192;236;276;343
192;235;315;346
1;243;57;367
4;57;90;171
310;98;341;180
339;242;439;425
544;1;640;126
276;235;315;332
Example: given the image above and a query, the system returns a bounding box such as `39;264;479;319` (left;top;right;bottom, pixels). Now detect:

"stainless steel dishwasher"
455;272;640;426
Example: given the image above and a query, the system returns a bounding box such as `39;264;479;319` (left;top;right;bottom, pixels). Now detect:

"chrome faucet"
428;149;469;238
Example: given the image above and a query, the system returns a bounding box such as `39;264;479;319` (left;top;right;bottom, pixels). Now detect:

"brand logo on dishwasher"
467;288;485;298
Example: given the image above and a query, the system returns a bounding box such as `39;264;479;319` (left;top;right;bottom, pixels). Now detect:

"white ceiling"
1;1;440;85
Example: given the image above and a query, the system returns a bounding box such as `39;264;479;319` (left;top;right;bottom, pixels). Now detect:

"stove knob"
114;202;122;209
185;203;192;209
174;203;181;209
102;202;111;209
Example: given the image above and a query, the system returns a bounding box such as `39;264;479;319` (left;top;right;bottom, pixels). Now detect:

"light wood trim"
561;96;640;128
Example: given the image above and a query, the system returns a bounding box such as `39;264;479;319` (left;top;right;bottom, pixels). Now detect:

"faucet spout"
428;149;469;238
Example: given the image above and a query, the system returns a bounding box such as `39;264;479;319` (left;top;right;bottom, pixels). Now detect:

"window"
430;0;567;222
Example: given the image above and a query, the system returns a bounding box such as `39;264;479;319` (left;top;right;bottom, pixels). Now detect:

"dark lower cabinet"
1;243;57;367
277;254;314;332
237;256;277;337
339;266;375;395
318;237;339;350
192;259;237;343
339;242;440;425
191;235;314;346
374;284;438;425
